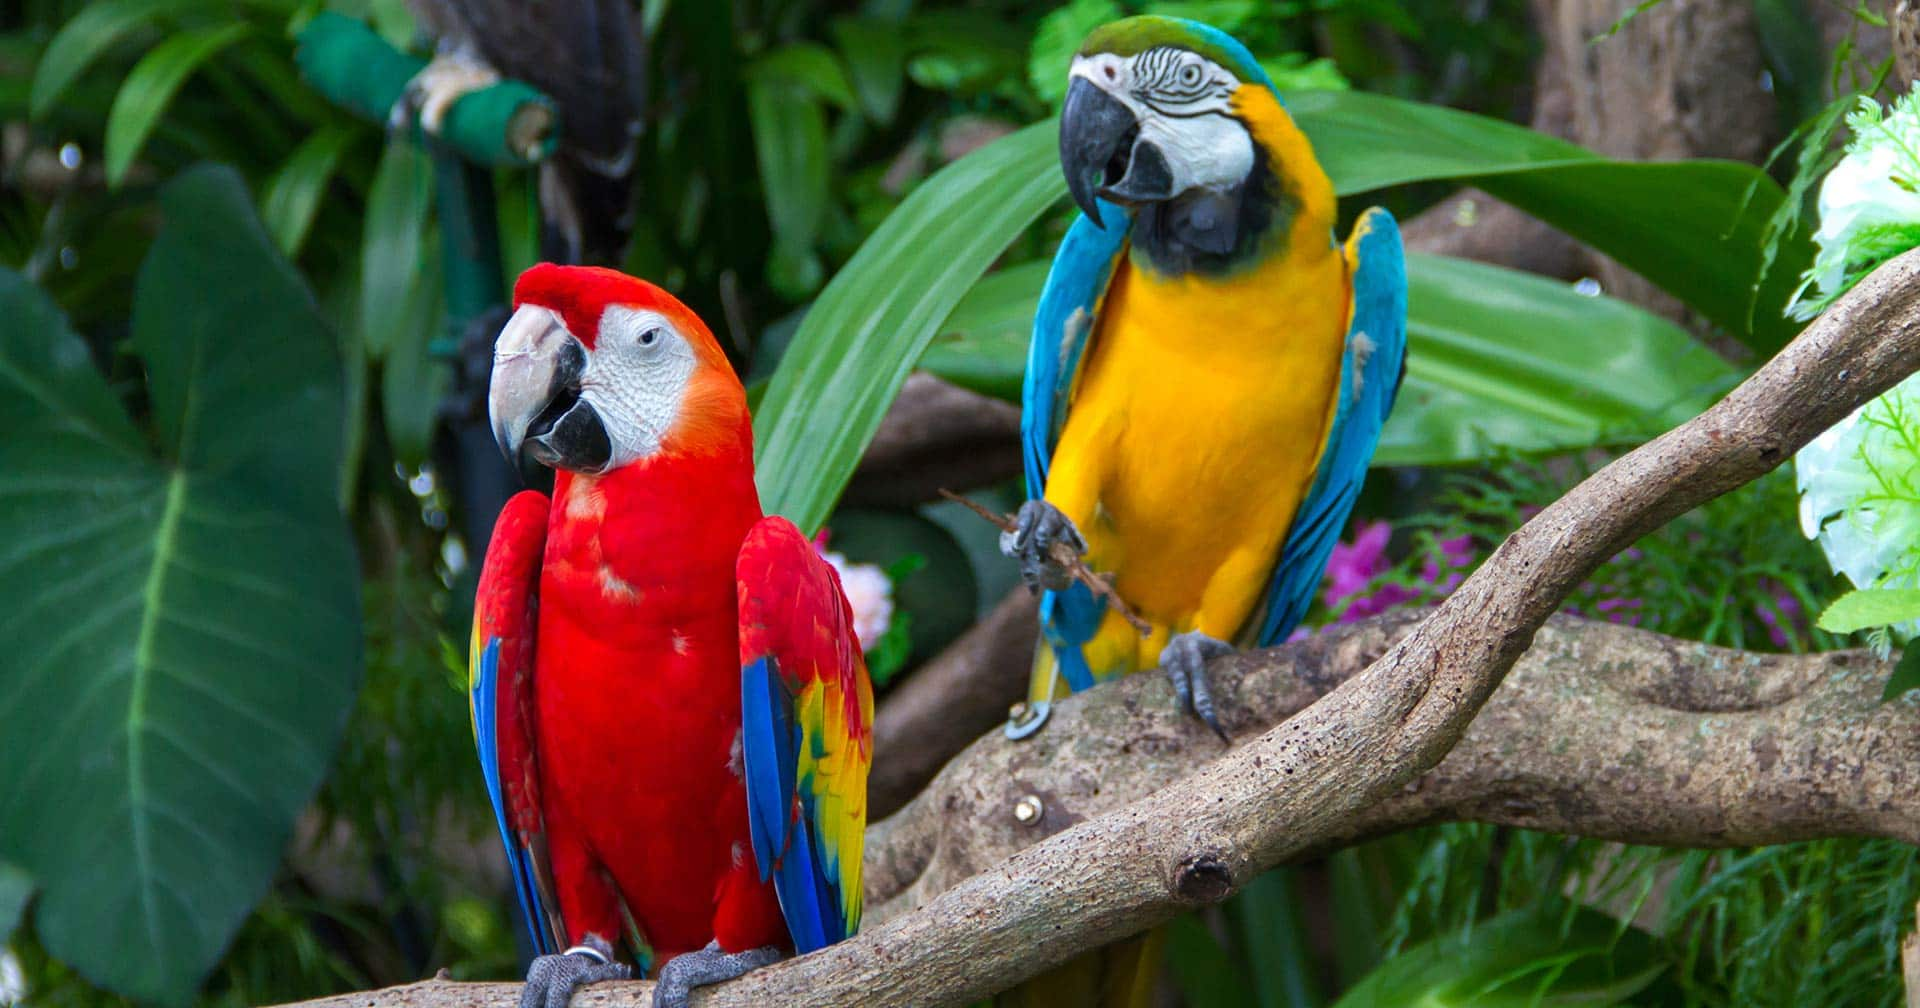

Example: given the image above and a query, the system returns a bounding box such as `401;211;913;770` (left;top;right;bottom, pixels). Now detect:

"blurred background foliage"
0;0;1914;1005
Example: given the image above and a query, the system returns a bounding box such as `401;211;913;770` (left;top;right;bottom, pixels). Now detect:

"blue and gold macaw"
1003;15;1408;739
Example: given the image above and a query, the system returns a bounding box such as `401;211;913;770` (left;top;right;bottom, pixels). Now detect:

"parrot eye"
638;327;663;347
1181;64;1201;84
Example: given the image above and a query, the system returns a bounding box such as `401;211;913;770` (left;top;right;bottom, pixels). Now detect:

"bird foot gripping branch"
653;942;784;1008
517;937;629;1008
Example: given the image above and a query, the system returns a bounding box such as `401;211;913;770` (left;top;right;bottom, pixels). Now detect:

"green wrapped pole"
294;12;558;166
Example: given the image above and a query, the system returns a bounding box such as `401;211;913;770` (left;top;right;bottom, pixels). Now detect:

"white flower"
0;948;24;1007
1792;90;1920;318
1795;371;1920;636
820;549;894;652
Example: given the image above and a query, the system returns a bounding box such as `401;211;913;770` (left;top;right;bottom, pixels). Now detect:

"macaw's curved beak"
489;305;612;476
1060;75;1176;226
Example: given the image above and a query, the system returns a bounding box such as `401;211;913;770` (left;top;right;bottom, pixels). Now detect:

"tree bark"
869;590;1037;819
843;374;1023;509
272;249;1920;1008
868;610;1920;918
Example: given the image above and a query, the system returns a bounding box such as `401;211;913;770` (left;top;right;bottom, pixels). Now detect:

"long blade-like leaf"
1380;254;1740;466
260;125;354;257
28;0;181;119
1287;89;1809;351
753;120;1058;532
359;137;435;360
103;23;251;187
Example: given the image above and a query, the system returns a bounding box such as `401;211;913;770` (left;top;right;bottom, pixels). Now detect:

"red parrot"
470;264;872;1008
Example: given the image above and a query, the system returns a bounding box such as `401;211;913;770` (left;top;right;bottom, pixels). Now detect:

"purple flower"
1325;520;1392;607
1753;581;1804;649
1321;523;1477;624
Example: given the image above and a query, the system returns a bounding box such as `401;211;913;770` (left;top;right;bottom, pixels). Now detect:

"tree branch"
842;374;1023;508
869;590;1036;819
278;250;1920;1008
867;610;1920;917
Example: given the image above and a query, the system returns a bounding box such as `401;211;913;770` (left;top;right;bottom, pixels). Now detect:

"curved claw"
519;939;631;1008
652;942;783;1008
998;499;1087;594
1160;631;1234;742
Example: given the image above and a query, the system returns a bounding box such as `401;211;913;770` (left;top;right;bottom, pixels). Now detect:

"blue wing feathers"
740;657;794;885
1255;208;1408;645
740;655;848;954
1022;198;1130;498
1024;198;1129;681
472;639;554;956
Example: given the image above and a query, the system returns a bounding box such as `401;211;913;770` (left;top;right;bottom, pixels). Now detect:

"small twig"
938;489;1152;637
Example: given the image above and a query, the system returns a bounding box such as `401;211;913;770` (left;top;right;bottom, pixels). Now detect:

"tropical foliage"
0;0;1912;1005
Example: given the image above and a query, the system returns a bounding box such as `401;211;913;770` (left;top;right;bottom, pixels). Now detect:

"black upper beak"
489;305;613;476
1060;76;1176;225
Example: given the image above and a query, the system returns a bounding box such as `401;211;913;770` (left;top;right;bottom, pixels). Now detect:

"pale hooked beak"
1060;75;1175;225
488;304;611;475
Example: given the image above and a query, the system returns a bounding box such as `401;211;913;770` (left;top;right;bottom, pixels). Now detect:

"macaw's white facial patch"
580;305;698;467
1069;48;1254;197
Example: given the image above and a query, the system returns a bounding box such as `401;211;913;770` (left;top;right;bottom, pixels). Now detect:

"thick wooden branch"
869;590;1035;818
290;609;1920;1008
842;374;1023;507
868;610;1920;916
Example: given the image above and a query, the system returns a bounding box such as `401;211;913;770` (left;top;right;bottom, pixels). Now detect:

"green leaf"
1260;54;1350;92
0;860;31;945
1166;912;1260;1008
918;260;1050;401
1142;0;1257;29
754;121;1059;533
750;43;859;113
830;17;907;125
1331;904;1668;1007
1886;645;1920;702
1380;254;1740;466
1816;588;1920;634
1028;0;1122;106
747;76;831;298
919;254;1738;467
359;137;435;360
1230;869;1323;1008
29;0;182;120
1286;90;1812;351
379;232;449;466
0;166;360;1005
103;23;251;188
260;126;354;257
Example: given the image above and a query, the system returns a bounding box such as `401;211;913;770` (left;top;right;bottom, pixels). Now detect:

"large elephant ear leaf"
0;164;361;1006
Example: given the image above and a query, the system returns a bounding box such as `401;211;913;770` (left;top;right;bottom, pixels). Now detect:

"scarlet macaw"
471;265;871;1008
1003;16;1408;739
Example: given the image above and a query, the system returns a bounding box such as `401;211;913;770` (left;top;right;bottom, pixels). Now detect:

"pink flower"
813;530;893;651
1321;522;1476;624
1325;520;1393;607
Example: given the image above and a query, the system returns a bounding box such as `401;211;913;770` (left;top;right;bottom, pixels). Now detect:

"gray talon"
999;499;1087;594
520;936;631;1008
1160;631;1234;741
652;941;783;1008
